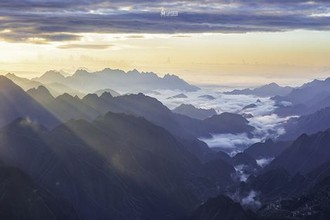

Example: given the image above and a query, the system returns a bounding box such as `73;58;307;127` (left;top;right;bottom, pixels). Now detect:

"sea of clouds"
145;86;291;155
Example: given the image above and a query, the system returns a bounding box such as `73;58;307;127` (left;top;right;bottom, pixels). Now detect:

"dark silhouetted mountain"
249;168;290;189
0;76;59;128
233;153;259;169
281;107;330;140
187;195;256;220
27;87;186;139
0;113;236;220
27;85;55;103
26;85;255;162
268;129;330;175
0;166;78;220
198;95;216;100
229;170;310;217
307;160;330;186
203;113;255;134
244;139;292;159
33;68;199;93
80;92;255;140
202;159;236;186
202;150;233;164
27;86;99;122
167;93;188;99
26;85;257;172
26;85;256;142
94;88;120;97
172;104;217;120
242;103;257;110
201;168;330;220
225;83;293;97
258;175;330;220
178;139;217;163
240;159;330;207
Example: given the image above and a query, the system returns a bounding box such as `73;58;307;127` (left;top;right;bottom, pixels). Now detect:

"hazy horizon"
1;1;330;87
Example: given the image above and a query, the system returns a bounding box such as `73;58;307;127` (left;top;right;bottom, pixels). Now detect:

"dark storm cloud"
0;0;330;43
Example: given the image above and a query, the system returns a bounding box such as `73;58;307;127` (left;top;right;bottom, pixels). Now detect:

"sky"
0;0;330;86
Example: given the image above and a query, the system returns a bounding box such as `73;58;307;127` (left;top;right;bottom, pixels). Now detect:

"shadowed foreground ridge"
0;110;237;220
187;195;256;220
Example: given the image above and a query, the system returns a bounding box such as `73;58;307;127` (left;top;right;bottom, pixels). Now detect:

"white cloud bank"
146;86;290;154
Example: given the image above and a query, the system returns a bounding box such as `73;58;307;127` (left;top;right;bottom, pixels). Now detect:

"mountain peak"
43;70;64;77
268;82;278;86
163;73;179;80
5;73;17;78
99;92;113;99
36;85;51;93
127;69;140;74
27;85;54;100
36;70;66;83
73;69;90;77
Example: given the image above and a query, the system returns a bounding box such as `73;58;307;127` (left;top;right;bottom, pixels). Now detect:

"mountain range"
225;83;293;97
0;110;238;219
3;72;330;219
273;77;330;116
32;68;199;94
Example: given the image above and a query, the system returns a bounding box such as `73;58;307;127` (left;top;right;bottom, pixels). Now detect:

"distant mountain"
33;68;200;93
167;93;188;99
273;77;330;116
242;103;257;110
6;73;85;97
33;70;67;84
198;95;216;100
268;129;330;175
244;139;292;159
187;195;256;220
225;83;293;97
172;104;217;120
274;78;330;105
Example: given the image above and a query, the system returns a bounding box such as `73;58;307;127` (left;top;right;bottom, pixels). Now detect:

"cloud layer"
1;0;330;43
146;87;290;154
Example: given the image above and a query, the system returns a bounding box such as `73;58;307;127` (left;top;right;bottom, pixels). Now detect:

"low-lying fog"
145;87;292;155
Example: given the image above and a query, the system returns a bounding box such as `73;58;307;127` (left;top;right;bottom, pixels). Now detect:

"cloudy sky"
1;0;330;85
